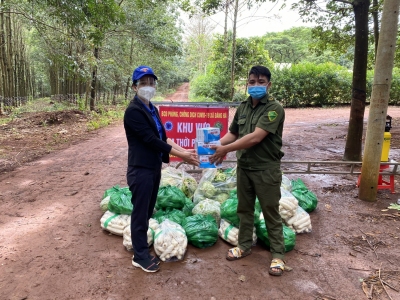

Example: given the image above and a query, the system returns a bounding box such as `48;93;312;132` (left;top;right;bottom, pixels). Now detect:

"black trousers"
128;166;161;260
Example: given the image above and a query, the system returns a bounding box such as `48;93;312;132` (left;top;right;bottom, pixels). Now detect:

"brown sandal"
226;247;252;261
269;258;285;276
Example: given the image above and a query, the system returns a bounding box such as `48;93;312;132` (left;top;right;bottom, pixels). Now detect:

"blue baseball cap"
132;65;158;82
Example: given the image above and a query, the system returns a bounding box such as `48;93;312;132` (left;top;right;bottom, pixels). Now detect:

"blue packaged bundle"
196;141;220;155
196;127;220;143
199;155;222;169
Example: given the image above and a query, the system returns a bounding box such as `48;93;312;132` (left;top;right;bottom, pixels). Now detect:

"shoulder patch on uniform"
268;111;278;121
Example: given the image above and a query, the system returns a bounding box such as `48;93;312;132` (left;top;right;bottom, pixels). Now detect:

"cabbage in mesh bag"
291;178;318;213
193;167;237;205
220;197;261;227
100;196;110;212
192;199;221;224
102;185;128;199
256;222;296;252
156;185;186;210
152;208;186;226
160;167;198;199
182;197;195;217
182;214;218;248
220;198;240;227
106;186;133;215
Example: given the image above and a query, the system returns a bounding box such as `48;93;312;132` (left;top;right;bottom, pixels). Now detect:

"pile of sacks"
99;167;318;261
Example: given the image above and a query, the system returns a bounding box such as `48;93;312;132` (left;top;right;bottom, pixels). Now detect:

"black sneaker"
149;255;161;265
132;257;160;273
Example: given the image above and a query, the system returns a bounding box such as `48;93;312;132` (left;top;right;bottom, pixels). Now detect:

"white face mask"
137;86;156;102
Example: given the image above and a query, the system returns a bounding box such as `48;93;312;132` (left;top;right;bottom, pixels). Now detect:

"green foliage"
262;27;353;68
194;0;226;15
365;68;400;105
183;14;215;78
291;0;399;70
389;68;400;105
77;97;86;111
232;92;247;102
0;97;126;132
310;25;355;67
190;71;230;101
5;98;74;114
37;0;125;45
271;62;352;107
190;33;273;101
235;37;272;80
87;107;124;130
11;0;186;104
263;27;312;64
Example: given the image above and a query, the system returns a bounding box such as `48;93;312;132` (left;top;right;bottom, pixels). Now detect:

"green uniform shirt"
229;94;285;170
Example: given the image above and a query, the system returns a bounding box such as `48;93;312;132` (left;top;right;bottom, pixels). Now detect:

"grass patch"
1;97;127;130
1;86;180;129
87;105;125;130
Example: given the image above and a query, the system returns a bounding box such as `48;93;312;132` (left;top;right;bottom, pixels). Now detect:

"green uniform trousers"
237;166;285;259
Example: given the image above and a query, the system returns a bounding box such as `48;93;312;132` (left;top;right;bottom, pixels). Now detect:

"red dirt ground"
1;84;400;300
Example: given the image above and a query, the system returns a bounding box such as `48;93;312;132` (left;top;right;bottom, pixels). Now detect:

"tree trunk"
112;85;117;105
85;80;90;109
90;47;99;111
223;0;229;55
359;0;399;201
230;0;239;100
0;0;8;99
342;0;370;161
372;0;379;61
13;16;20;98
124;36;134;101
29;63;34;98
6;9;15;98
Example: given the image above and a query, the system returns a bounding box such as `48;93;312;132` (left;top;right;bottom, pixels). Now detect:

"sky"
183;0;316;38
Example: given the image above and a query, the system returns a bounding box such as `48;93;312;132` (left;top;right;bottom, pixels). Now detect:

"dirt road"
1;89;400;299
164;83;189;102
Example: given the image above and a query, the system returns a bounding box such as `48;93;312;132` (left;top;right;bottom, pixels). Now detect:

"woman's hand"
181;151;199;166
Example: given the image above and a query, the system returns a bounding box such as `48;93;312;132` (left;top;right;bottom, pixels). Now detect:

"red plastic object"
357;164;395;194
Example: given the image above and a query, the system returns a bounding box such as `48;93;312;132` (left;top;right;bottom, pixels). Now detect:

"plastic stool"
357;164;395;193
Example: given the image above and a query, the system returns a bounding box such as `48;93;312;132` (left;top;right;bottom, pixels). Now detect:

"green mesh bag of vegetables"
182;214;218;248
182;198;195;217
291;179;318;213
152;208;186;226
156;185;186;210
229;188;237;199
193;167;237;204
255;222;296;252
253;199;262;226
102;185;127;199
220;198;240;227
220;198;260;227
107;186;133;215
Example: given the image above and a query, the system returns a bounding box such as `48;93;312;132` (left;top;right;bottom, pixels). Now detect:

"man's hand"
209;145;227;164
181;151;199;166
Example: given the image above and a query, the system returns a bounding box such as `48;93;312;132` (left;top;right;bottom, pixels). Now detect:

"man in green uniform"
210;65;286;276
